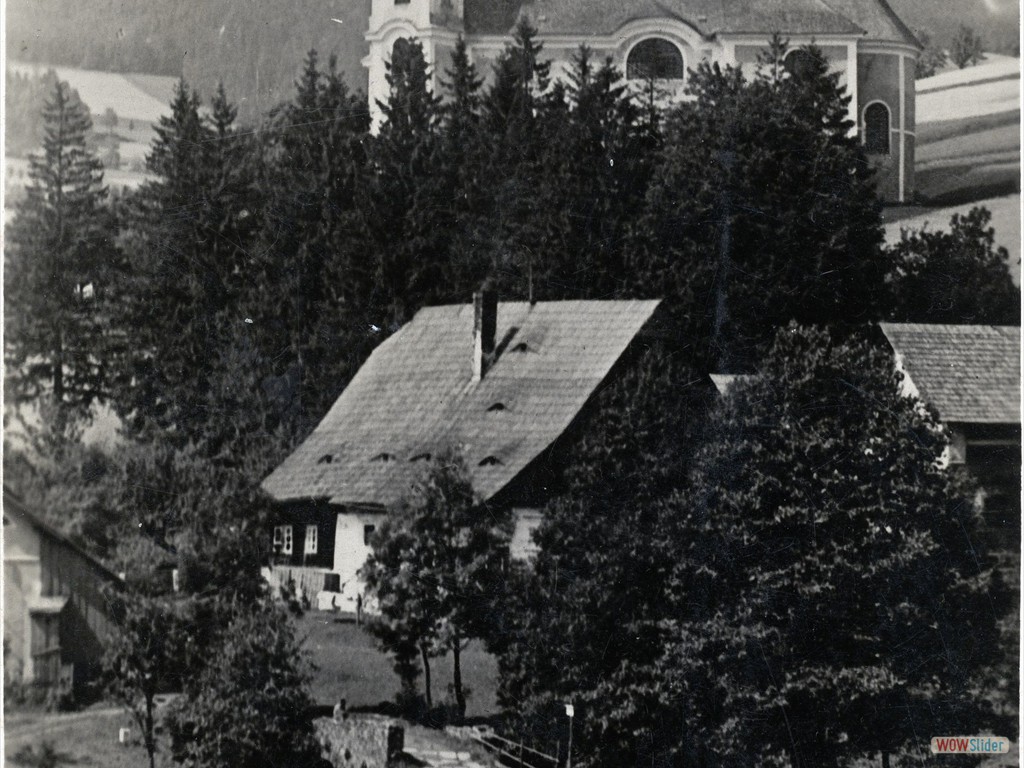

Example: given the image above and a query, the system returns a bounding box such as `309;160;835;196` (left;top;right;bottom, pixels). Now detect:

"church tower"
364;0;464;129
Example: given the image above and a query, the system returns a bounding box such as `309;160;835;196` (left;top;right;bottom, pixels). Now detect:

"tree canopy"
497;325;1006;766
362;449;510;720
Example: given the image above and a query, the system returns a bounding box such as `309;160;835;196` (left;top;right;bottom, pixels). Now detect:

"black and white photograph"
2;1;1021;766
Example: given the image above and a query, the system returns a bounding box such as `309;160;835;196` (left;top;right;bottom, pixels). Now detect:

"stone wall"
315;715;404;768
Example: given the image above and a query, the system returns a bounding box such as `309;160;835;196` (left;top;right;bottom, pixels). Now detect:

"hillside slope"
6;0;370;122
887;0;1019;55
913;56;1020;204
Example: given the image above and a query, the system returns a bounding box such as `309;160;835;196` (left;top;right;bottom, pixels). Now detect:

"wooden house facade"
3;488;121;694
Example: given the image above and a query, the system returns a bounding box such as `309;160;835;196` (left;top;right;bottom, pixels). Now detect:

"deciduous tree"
362;449;510;721
952;24;985;68
629;325;1001;766
166;597;319;768
885;206;1019;325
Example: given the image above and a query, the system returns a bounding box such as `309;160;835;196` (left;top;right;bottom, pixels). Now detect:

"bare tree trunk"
452;631;465;722
420;643;433;709
144;693;156;768
882;751;890;768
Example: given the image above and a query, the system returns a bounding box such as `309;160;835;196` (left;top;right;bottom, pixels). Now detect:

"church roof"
263;299;661;508
464;0;918;46
880;323;1021;424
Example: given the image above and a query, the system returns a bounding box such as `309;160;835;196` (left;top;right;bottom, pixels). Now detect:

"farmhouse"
360;0;919;201
3;487;121;696
262;292;661;609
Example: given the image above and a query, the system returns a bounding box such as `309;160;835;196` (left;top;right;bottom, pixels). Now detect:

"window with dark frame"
627;39;684;80
863;102;891;155
273;524;293;555
364;524;376;546
304;524;318;555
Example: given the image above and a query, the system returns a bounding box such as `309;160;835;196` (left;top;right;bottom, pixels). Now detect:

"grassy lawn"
295;612;500;719
5;706;165;768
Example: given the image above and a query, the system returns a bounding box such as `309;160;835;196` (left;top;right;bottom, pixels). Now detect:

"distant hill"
6;0;370;123
6;0;1019;122
887;0;1020;56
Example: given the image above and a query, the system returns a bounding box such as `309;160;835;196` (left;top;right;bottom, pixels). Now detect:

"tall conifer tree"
5;79;119;418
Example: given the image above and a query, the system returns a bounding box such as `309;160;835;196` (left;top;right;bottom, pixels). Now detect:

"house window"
304;525;318;555
863;102;891;155
627;39;684;80
273;525;293;555
364;525;376;546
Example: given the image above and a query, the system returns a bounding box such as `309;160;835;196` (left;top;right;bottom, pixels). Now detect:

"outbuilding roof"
464;0;918;45
263;299;661;507
880;323;1021;424
3;487;123;584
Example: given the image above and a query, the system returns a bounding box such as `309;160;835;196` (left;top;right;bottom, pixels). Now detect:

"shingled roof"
464;0;918;45
263;300;661;508
880;324;1020;424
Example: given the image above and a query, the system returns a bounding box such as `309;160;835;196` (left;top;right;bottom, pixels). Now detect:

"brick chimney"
473;288;497;382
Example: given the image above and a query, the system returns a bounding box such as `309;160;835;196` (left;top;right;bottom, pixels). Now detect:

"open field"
8;61;176;125
917;123;1019;165
297;612;500;719
917;57;1020;124
913;56;1020;205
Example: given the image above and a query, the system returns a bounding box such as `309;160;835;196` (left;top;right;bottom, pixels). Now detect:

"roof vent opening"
486;402;507;412
370;452;397;463
317;454;334;465
478;455;503;467
410;452;432;462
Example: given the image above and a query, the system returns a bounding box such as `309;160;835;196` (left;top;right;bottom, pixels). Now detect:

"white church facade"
361;0;920;202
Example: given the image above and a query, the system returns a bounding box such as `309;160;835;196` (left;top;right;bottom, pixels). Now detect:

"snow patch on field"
917;57;1020;124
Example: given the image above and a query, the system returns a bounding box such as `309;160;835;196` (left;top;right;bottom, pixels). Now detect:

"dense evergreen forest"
6;0;1020;123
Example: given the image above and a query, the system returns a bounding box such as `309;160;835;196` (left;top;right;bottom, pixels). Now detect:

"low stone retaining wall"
314;714;404;768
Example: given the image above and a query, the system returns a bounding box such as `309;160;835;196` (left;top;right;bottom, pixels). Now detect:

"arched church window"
392;37;412;60
627;39;684;80
863;102;891;154
784;49;817;79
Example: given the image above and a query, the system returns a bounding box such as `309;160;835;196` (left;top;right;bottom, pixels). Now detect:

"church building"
361;0;920;202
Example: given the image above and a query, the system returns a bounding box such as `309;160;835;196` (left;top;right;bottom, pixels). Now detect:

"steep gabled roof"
3;487;123;584
880;323;1021;424
463;0;917;44
263;300;661;507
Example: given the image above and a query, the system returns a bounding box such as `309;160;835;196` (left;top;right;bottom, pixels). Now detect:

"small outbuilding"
880;323;1021;572
3;487;121;695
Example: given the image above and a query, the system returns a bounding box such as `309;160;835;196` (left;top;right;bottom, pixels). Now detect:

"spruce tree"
367;37;447;321
635;39;885;372
5;79;120;418
115;80;263;452
255;51;371;428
